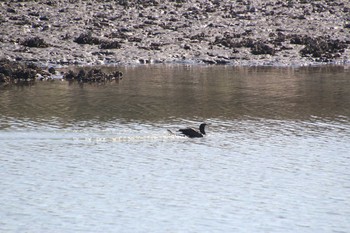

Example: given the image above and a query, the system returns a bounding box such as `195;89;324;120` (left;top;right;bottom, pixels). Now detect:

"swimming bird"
178;123;207;138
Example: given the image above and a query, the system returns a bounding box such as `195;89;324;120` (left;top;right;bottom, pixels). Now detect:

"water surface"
1;65;350;233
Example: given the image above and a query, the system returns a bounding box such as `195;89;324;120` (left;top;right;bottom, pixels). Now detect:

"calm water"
1;65;350;233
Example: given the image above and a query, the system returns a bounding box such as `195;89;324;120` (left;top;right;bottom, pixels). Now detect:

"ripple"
1;66;350;233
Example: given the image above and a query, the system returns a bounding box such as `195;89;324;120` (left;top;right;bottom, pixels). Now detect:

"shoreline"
1;0;349;68
1;58;349;86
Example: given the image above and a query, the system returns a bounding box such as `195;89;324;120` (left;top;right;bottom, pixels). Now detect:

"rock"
39;15;49;21
290;34;348;61
251;41;275;55
48;67;56;74
7;8;16;14
0;59;45;84
300;37;348;61
74;32;100;45
63;68;123;83
21;37;49;48
183;44;191;50
190;32;207;42
213;34;255;49
290;34;312;45
99;40;122;49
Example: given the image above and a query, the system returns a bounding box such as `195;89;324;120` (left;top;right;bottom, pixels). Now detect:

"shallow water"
1;65;350;233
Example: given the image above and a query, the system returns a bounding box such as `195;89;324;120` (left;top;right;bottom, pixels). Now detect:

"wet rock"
74;32;122;49
190;32;207;42
91;51;115;56
74;32;100;45
290;34;312;45
300;37;348;61
251;42;275;55
48;67;56;74
275;32;287;43
213;34;256;49
215;59;230;65
240;38;255;48
28;11;40;17
63;68;123;83
7;8;16;14
99;40;121;49
128;37;142;43
290;35;348;61
0;59;45;84
108;30;132;40
21;36;49;48
213;34;238;48
139;42;165;51
202;59;216;65
183;44;191;50
63;70;75;81
116;0;159;8
150;42;163;50
39;15;49;21
139;59;151;64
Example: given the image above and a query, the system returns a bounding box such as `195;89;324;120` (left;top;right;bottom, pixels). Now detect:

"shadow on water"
0;65;349;125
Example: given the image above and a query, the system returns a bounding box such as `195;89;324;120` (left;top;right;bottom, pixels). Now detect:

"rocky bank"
1;0;350;66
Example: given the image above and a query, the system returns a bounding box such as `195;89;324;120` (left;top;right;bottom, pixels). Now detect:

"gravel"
0;0;349;67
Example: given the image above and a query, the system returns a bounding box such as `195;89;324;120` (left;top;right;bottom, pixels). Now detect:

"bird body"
179;123;207;138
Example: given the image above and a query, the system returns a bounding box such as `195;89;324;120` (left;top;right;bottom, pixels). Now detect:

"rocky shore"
0;58;123;85
0;0;350;67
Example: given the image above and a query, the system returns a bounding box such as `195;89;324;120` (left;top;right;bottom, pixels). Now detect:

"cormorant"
179;123;207;138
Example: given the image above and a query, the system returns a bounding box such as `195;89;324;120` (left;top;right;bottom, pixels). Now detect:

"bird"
178;123;207;138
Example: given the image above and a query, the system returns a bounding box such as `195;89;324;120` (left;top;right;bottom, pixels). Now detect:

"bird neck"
199;124;206;134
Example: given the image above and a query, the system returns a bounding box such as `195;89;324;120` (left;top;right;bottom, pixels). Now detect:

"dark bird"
179;123;207;138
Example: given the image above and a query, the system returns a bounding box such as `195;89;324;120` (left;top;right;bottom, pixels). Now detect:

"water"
1;65;350;233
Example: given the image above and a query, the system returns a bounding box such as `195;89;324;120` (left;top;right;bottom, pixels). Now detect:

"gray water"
1;65;350;233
